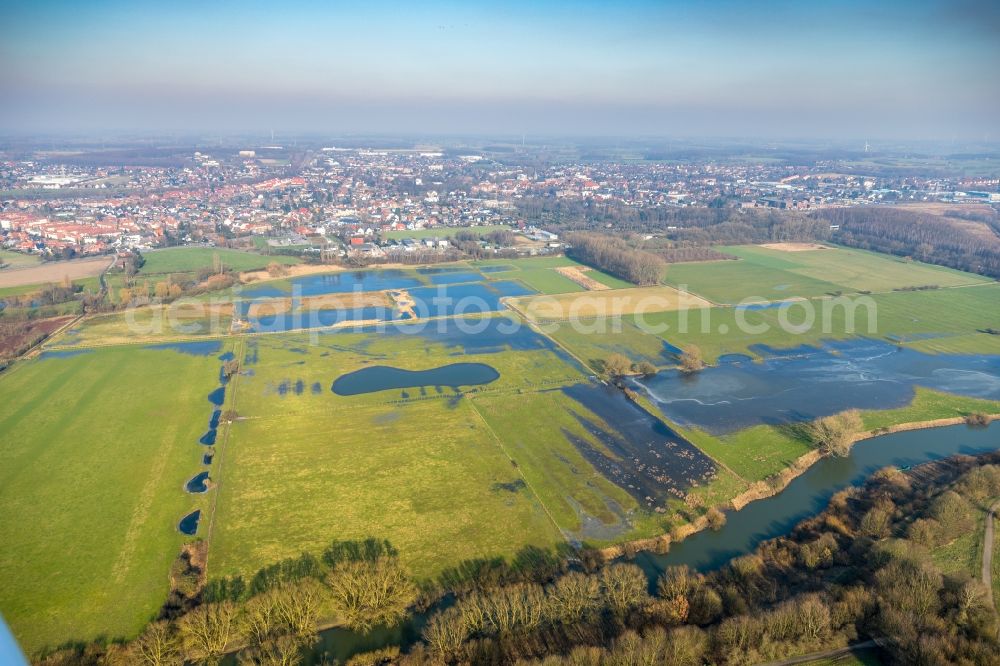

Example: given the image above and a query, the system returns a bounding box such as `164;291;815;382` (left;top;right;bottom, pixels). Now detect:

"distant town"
2;142;997;262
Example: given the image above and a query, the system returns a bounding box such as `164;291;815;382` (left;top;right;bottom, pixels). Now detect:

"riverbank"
598;412;1000;561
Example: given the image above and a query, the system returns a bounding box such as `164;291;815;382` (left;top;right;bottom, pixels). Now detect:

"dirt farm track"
0;256;112;288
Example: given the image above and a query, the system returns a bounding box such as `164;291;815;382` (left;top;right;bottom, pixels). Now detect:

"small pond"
331;363;500;396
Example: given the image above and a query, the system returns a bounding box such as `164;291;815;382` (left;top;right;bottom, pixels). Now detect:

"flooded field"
635;338;1000;434
562;383;717;505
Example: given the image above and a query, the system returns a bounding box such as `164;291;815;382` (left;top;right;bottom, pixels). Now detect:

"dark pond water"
207;386;226;406
209;409;221;429
146;340;224;356
243;304;387;332
406;281;534;319
241;269;423;299
177;510;201;535
372;315;567;356
199;429;217;446
634;420;1000;576
185;472;210;493
331;363;500;396
203;452;214;465
635;339;1000;434
478;265;517;273
562;383;717;507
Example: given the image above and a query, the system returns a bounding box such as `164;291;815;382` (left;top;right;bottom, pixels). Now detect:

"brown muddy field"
0;256;111;288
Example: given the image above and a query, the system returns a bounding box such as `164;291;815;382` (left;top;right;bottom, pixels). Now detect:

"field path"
983;498;999;608
202;337;245;574
756;640;878;666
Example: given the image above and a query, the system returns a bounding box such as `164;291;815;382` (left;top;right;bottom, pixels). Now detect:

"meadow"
663;244;991;304
0;343;226;653
0;249;41;269
474;256;631;294
139;246;299;275
545;282;1000;366
207;322;586;581
4;249;1000;655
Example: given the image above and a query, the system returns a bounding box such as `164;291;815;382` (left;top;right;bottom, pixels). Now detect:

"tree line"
390;452;1000;665
564;233;664;286
815;206;1000;278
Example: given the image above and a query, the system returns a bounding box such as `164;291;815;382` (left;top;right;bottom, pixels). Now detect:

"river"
291;419;1000;663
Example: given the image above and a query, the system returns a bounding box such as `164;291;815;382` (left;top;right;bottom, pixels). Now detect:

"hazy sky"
2;0;998;139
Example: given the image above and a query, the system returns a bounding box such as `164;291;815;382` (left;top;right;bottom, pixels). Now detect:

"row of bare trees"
565;233;664;286
816;206;1000;278
390;453;1000;665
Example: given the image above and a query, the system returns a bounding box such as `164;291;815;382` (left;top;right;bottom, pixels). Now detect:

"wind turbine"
864;140;870;153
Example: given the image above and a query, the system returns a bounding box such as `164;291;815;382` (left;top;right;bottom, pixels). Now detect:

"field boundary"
466;397;573;548
201;337;245;575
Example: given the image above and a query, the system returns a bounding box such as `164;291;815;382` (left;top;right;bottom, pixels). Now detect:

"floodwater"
635;339;1000;434
177;510;201;535
331;363;500;396
145;340;223;356
185;472;210;493
241;269;423;299
634;420;1000;575
239;279;535;333
562;383;717;506
207;387;226;406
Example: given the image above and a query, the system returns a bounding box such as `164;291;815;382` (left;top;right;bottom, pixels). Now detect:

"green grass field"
0;250;41;269
139;247;299;275
664;245;991;304
544;283;1000;366
0;344;225;653
474;256;631;294
208;327;586;581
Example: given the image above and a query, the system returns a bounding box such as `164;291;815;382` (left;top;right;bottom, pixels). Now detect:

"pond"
185;472;210;493
331;363;500;396
177;510;201;535
634;339;1000;434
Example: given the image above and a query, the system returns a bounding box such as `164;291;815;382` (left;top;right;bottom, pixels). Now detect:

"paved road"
984;499;999;608
757;640;877;666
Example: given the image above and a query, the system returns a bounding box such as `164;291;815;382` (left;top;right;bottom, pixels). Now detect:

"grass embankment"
0;344;227;653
